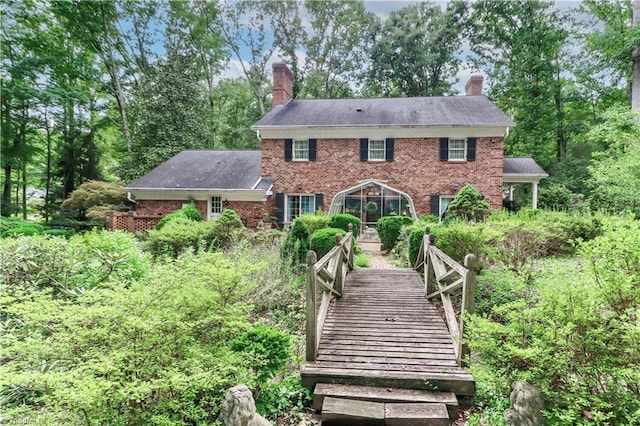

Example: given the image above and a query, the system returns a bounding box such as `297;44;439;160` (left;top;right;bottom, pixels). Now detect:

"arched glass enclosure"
328;179;417;232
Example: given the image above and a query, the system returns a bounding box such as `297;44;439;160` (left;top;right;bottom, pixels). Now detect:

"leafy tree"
60;180;129;222
446;185;490;221
586;108;640;215
299;0;377;99
366;1;468;97
469;0;569;168
210;78;262;149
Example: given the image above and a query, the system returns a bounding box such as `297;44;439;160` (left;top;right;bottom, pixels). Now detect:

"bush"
232;325;291;381
309;227;346;258
447;184;489;221
157;204;203;230
408;227;426;267
297;213;330;234
431;224;494;266
377;216;414;249
329;213;361;235
466;221;640;425
60;180;129;223
2;223;47;237
280;218;310;269
0;217;34;234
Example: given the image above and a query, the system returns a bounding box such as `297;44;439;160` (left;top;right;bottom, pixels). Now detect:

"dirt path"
358;241;396;269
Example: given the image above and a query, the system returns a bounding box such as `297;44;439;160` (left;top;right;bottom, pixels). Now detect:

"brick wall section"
261;137;504;216
135;200;208;218
106;212;161;232
224;201;267;229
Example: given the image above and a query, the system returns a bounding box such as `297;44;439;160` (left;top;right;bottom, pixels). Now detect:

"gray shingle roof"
126;150;265;190
503;157;548;176
253;96;514;128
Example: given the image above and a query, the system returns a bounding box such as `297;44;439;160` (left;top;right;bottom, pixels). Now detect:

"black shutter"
467;138;476;161
309;139;317;161
284;139;293;161
385;138;394;161
439;138;448;161
430;194;440;216
315;193;324;212
275;192;285;227
360;138;368;161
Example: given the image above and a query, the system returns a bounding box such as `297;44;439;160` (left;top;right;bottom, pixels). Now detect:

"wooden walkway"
301;267;475;396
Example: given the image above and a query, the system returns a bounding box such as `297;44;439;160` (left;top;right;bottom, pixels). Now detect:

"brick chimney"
272;63;293;108
465;75;484;96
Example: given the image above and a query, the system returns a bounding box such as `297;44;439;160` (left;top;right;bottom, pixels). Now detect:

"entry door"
209;195;222;220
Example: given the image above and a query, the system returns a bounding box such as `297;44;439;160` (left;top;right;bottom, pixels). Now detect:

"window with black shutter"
309;139;317;161
439;138;448;161
284;139;293;161
360;138;368;161
466;138;476;161
385;138;394;161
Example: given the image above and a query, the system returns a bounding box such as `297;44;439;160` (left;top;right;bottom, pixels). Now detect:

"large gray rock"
504;381;545;426
219;385;270;426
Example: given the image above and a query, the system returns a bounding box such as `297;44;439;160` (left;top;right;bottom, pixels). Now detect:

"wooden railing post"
347;223;354;270
459;253;478;366
425;231;436;297
334;234;344;295
305;250;318;362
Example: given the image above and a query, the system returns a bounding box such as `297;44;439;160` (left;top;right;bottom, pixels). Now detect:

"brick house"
120;63;547;232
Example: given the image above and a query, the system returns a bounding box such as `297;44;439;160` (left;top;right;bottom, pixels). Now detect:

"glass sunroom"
328;179;417;233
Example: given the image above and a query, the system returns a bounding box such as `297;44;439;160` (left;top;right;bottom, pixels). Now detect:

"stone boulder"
504;381;544;426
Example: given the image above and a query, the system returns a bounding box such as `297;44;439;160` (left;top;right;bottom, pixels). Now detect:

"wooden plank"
317;349;457;360
385;403;450;426
319;344;455;355
426;277;463;299
316;290;332;353
313;360;463;372
321;397;385;425
314;355;460;366
436;267;459;283
313;383;458;418
320;340;454;348
430;246;466;276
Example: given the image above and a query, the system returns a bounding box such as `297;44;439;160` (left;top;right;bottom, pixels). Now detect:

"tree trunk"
632;0;639;112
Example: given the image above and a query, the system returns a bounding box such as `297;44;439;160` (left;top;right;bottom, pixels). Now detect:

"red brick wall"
135;200;208;218
224;201;267;228
261;137;504;216
106;211;162;232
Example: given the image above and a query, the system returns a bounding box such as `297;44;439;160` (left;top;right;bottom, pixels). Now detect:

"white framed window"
440;196;455;219
286;194;315;222
210;195;222;219
448;139;466;161
368;139;385;161
293;139;309;161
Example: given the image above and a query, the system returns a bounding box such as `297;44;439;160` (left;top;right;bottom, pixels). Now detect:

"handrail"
305;225;355;361
414;228;477;366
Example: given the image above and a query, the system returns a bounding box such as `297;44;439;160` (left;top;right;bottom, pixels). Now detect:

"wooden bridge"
301;228;478;425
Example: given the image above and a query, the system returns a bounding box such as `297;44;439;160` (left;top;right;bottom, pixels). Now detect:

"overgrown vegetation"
0;213;310;425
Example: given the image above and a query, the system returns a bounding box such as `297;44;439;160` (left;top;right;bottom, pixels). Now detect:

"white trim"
255;126;509;140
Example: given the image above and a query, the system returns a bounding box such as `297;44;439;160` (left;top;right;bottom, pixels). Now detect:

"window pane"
449;139;465;160
293;140;309;160
369;140;385;160
301;195;315;214
211;196;222;214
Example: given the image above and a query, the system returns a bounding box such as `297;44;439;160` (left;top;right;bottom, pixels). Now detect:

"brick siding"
261;137;504;216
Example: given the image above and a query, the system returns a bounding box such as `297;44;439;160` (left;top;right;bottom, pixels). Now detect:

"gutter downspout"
127;191;137;204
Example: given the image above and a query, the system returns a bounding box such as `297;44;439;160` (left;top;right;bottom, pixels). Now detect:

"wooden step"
385;402;449;426
321;397;385;425
320;397;450;426
313;383;458;418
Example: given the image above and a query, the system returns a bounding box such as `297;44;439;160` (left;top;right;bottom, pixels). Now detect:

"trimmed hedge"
377;216;414;249
297;213;330;235
329;213;361;235
309;227;347;258
157;204;203;230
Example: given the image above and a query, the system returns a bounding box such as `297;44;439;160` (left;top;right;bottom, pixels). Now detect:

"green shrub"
408;227;426;267
157;204;203;230
206;209;245;249
232;325;291;381
309;227;346;258
329;213;361;235
447;184;490;221
297;213;330;234
280;218;310;269
2;223;47;237
431;224;493;266
255;374;310;421
377;216;414;249
466;221;640;425
60;180;129;222
354;254;370;268
0;217;34;234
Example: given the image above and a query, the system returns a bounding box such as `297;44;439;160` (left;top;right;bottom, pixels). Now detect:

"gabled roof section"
126;150;264;190
253;96;514;129
503;157;549;177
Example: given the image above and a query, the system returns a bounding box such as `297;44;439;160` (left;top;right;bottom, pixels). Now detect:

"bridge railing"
305;225;355;361
414;228;477;365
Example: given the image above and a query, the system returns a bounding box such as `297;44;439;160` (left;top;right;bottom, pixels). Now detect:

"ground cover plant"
0;217;311;425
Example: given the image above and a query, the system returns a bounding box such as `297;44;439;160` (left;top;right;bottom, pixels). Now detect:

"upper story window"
285;138;316;161
368;140;386;160
360;138;394;162
448;139;466;160
439;137;476;162
293;139;309;160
